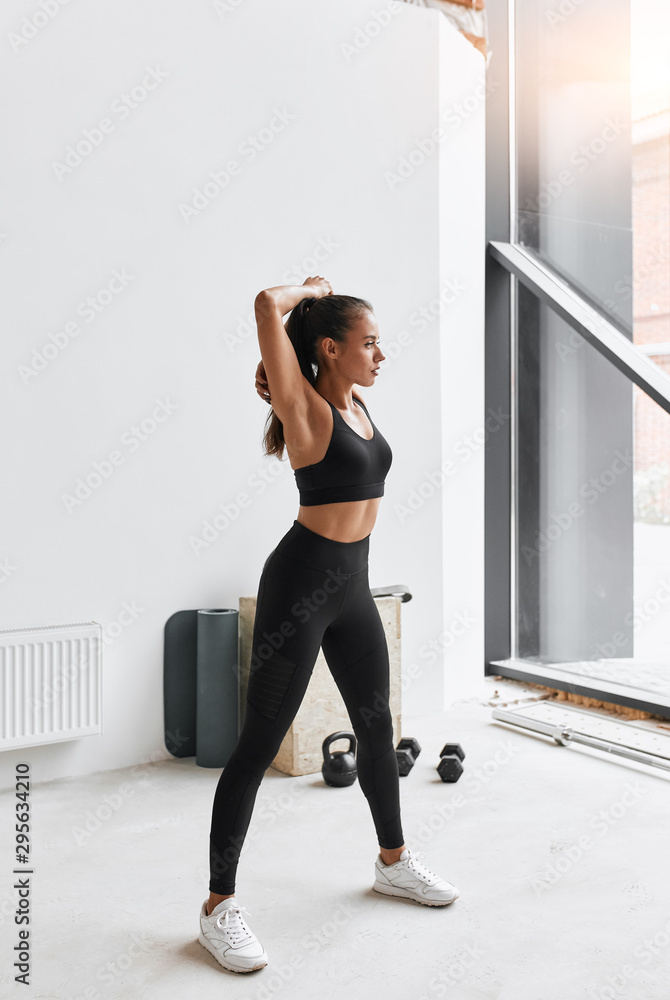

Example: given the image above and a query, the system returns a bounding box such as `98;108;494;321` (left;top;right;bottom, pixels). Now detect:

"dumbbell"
395;737;422;776
437;742;465;782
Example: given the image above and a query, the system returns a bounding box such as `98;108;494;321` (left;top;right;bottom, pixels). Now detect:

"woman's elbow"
254;289;275;316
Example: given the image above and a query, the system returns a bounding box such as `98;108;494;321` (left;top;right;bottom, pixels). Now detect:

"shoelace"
402;850;440;883
215;904;254;944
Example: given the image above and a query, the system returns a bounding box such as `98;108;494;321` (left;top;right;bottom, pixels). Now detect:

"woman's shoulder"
282;386;331;467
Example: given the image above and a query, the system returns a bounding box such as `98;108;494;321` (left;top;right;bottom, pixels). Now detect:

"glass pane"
515;0;633;328
631;0;670;371
516;285;670;698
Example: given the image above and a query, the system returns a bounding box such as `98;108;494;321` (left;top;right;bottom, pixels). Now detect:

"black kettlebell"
321;731;357;787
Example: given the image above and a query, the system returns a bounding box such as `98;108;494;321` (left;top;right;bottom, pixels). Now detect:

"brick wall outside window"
633;126;670;523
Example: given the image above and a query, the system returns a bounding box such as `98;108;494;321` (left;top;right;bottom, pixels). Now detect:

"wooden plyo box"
238;596;402;776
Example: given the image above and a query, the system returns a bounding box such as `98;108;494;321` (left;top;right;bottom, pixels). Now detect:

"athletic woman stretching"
198;277;459;974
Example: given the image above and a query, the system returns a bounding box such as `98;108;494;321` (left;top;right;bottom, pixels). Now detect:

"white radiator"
0;621;102;750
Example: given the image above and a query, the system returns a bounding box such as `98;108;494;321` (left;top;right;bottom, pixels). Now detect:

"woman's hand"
302;275;333;299
256;278;333;317
255;359;271;403
254;279;332;405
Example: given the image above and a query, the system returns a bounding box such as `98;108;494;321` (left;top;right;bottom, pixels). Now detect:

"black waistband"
273;520;370;574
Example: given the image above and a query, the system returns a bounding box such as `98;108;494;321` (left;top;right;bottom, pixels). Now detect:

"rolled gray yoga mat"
196;608;239;768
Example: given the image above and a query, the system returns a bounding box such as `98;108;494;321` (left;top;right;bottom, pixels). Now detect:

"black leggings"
208;519;405;894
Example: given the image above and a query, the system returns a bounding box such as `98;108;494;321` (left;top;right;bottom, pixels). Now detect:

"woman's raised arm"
253;277;332;420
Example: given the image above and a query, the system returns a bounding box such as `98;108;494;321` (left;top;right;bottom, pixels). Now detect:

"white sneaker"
373;847;459;906
198;897;268;973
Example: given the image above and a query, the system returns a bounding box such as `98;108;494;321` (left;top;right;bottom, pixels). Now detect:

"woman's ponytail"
261;293;373;460
286;298;318;386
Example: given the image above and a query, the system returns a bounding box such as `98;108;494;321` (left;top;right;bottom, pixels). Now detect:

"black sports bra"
293;396;393;506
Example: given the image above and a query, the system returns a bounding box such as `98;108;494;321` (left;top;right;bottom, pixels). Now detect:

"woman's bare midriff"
296;497;381;543
284;392;381;543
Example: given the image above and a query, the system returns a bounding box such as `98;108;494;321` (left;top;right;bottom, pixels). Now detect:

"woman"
198;277;459;975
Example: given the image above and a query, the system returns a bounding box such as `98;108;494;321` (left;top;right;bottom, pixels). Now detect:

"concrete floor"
2;676;670;1000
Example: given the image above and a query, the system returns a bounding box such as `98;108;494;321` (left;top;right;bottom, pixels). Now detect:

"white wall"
0;0;485;789
372;13;487;714
438;19;487;706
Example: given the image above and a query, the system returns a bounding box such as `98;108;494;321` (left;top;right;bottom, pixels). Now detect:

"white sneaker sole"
198;929;268;973
373;879;459;906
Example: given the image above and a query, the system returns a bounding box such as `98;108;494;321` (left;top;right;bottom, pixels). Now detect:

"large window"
516;0;632;326
485;0;670;713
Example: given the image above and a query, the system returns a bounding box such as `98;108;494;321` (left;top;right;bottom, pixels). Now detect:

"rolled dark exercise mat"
196;608;239;768
163;610;198;758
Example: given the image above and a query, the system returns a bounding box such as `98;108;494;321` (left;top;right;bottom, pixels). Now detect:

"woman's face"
320;310;386;387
